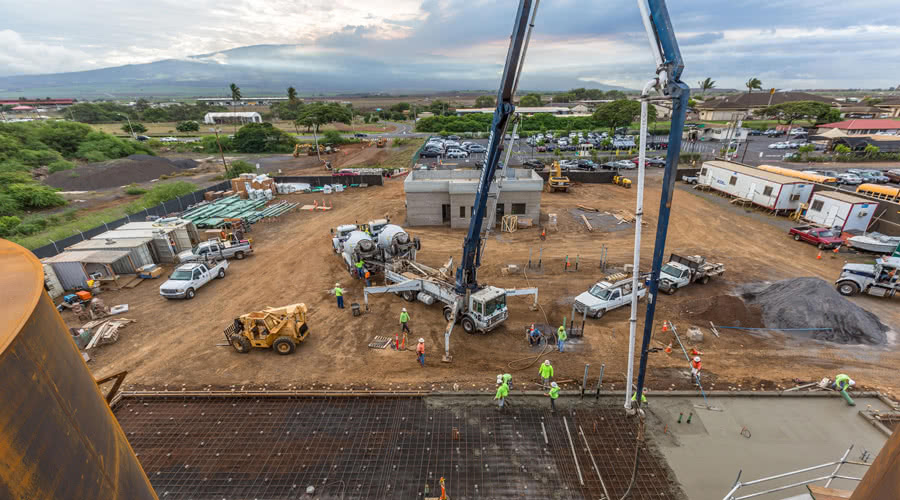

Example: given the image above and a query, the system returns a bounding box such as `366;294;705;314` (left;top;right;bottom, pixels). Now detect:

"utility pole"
211;128;228;175
120;114;136;139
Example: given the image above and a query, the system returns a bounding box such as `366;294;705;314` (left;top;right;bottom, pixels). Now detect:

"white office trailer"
699;160;814;213
805;191;878;232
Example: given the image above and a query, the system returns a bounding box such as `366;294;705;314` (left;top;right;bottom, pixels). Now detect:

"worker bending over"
833;373;855;392
539;360;554;389
528;324;542;346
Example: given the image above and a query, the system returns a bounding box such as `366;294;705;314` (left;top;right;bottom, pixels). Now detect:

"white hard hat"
419;338;425;343
335;282;340;286
849;379;856;386
544;360;551;365
496;375;502;384
402;308;407;312
551;382;558;388
693;356;701;362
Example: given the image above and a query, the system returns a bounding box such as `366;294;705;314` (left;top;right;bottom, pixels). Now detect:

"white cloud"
0;30;98;75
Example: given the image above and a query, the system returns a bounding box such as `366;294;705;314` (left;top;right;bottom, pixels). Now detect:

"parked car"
420;149;441;158
447;135;460;141
160;137;179;143
574;278;647;319
558;160;578;170
629;156;666;167
768;142;789;150
536;145;547;152
354;133;368;138
159;261;228;300
858;170;890;183
177;239;253;263
789;226;843;250
135;135;150;141
885;169;900;183
837;173;862;185
467;145;487;153
576;160;598;171
747;129;764;136
446;150;469;159
604;160;635;170
522;159;544;169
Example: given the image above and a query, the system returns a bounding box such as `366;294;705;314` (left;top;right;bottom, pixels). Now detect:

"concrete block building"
404;169;543;228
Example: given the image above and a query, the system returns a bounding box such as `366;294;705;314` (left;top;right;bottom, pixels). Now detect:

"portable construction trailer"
806;190;878;232
42;249;135;290
699;160;814;213
116;219;199;251
67;237;156;267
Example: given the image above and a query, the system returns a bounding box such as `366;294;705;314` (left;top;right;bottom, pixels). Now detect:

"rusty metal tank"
0;240;157;500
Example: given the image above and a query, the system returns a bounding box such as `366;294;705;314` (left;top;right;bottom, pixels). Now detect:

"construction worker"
547;382;560;412
833;373;855;392
364;269;372;287
399;308;410;349
334;283;344;309
528;323;542;346
556;324;567;353
539;360;554;388
502;373;513;391
416;338;425;367
631;388;649;406
495;376;509;409
355;258;365;279
691;356;702;385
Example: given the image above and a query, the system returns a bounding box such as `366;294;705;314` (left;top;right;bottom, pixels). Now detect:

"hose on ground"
507;267;555;371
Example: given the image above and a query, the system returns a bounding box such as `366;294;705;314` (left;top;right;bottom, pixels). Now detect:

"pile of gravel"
739;277;887;345
45;156;198;190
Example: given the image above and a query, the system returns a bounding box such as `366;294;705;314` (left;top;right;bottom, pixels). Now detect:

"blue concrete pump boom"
455;0;537;294
631;0;690;409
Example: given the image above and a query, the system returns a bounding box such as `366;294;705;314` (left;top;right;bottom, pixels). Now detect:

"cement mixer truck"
336;230;379;275
331;222;419;274
377;224;420;261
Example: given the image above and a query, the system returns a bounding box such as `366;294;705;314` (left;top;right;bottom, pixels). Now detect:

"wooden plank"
808;485;852;499
577;205;599;212
849;418;900;499
581;214;593;232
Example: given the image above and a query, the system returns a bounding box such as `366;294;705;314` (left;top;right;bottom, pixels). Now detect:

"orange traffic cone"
665;343;672;354
816;251;822;260
662;321;669;332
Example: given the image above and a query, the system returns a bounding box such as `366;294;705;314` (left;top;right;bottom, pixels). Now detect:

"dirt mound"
740;278;887;345
683;294;763;328
45;156;190;190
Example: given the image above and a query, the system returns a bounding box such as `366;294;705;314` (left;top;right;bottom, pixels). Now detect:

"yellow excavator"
613;173;632;189
224;303;310;355
376;138;387;148
546;161;570;193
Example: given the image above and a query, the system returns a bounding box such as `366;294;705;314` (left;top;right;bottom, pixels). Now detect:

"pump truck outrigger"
362;0;541;362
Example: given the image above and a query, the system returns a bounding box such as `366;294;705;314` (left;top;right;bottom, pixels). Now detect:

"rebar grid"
115;396;676;499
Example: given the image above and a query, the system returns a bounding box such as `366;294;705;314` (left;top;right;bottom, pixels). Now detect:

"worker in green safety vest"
355;258;364;279
495;378;509;410
539;360;554;388
502;373;512;391
546;382;560;412
333;283;344;309
557;324;567;353
833;374;855;392
631;389;648;406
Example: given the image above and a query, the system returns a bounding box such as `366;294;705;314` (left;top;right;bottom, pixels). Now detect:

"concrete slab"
651;396;890;500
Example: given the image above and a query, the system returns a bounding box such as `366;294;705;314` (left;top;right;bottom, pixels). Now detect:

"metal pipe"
739;461;843;487
733;474;836;500
580;425;611;500
582;364;590;399
626;77;658;409
596;363;605;399
541;421;548;444
824;444;853;488
563;417;585;485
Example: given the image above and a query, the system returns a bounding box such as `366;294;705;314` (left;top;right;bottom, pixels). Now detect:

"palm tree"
229;83;242;133
287;86;297;102
745;78;762;93
697;77;716;97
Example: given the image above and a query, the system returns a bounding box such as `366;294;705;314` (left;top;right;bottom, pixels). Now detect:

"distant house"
875;98;900;118
203;112;263;125
839;106;889;119
456;106;572;116
817;119;900;136
10;105;34;112
696;92;837;121
831;136;900;153
195;97;289;106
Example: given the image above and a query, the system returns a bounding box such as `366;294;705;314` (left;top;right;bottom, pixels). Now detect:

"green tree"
697;77;716;96
755;101;838;125
593;100;642;132
232;123;293;153
134;98;151;113
864;144;880;156
122;122;147;134
287;86;298;102
745;77;762;93
229;83;242;133
140;107;170;122
225;160;255;179
175;120;200;132
390;102;411;113
322;130;343;145
474;95;495;108
295;103;352;160
834;144;851;154
7;183;66;209
519;94;543;107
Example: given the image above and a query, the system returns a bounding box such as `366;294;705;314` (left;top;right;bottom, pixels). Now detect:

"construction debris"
85;318;136;349
501;215;519;233
577;205;599;212
368;336;393;349
580;214;593;232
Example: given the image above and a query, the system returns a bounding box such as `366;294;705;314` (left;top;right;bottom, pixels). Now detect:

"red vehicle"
789;226;843;249
536;145;547;152
629;156;666;167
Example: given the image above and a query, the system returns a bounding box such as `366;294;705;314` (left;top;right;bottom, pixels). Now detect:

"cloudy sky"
2;0;899;89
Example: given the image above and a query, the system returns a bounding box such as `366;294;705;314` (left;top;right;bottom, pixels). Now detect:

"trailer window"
811;200;824;211
762;186;773;196
729;176;738;185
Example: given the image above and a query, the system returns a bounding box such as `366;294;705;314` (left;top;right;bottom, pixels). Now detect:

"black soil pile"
739;277;887;345
45;156;195;190
683;294;764;328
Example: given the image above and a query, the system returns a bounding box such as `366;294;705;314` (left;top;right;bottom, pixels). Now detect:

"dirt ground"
75;171;900;398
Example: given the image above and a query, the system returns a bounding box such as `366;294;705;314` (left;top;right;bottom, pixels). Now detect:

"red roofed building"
817;119;900;135
0;98;76;107
10;105;35;111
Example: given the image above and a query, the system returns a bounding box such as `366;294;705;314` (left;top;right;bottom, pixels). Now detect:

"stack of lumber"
83;318;136;349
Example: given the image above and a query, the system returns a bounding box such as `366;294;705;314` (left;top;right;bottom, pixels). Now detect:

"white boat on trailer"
848;233;900;254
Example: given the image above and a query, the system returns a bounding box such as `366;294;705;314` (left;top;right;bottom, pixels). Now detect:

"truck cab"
575;279;646;318
159;261;228;299
659;261;692;292
363;218;390;237
332;224;359;253
454;286;508;333
836;256;900;297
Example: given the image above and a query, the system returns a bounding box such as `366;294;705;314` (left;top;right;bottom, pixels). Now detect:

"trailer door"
747;182;757;201
825;205;839;227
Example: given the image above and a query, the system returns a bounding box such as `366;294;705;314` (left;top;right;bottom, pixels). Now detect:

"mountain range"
0;44;628;99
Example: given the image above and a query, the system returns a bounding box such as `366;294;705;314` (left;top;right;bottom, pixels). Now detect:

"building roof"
0;99;75;105
840;106;884;113
877;98;900;106
203;112;262;118
118;219;191;230
832;136;900;153
703;160;804;184
817;119;900;130
698;92;837;110
10;106;34;111
43;249;130;264
67;237;152;251
457;107;571;114
813;190;873;205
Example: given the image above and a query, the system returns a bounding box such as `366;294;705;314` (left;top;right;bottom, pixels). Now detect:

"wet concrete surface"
650;395;891;499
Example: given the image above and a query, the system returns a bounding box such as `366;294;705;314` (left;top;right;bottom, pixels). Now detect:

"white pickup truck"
177;239;252;263
574;278;647;319
658;254;725;294
159;260;229;299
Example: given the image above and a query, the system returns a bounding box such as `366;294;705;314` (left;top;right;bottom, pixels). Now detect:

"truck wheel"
665;286;676;295
793;234;801;241
272;337;296;355
185;288;195;299
235;251;245;260
700;275;710;284
837;282;859;297
817;243;825;250
443;306;454;322
461;317;476;334
218;268;226;279
594;309;605;319
230;334;251;353
402;291;417;302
